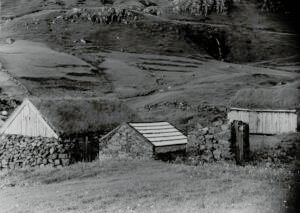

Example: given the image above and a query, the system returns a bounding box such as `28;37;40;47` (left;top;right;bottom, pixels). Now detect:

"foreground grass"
0;158;295;213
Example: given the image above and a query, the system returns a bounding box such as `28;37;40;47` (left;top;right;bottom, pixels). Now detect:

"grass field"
0;158;296;213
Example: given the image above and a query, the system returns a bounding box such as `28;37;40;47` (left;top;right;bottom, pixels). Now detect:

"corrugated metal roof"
128;122;187;147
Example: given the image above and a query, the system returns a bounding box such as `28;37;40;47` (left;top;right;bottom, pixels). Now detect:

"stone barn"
0;97;136;169
99;122;187;159
228;88;299;135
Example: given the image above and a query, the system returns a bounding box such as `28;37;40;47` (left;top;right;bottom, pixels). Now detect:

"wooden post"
231;120;250;165
85;136;89;162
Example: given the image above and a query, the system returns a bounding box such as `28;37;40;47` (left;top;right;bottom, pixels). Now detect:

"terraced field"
0;38;299;128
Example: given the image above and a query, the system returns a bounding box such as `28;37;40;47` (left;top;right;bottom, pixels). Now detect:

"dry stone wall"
187;120;234;164
0;135;76;170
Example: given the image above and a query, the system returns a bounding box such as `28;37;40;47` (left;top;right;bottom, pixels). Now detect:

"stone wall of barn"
99;124;153;158
0;135;77;169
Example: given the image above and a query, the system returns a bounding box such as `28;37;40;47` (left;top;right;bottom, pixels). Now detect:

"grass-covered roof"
229;88;300;110
29;97;138;136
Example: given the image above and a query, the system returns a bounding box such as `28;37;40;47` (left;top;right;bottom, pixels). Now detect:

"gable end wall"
1;100;58;138
99;124;153;158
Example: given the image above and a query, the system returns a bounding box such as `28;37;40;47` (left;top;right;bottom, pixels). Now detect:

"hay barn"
0;97;136;162
228;88;299;134
99;122;187;159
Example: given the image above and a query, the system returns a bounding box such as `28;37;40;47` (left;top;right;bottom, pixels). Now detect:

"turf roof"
28;97;138;136
229;88;300;110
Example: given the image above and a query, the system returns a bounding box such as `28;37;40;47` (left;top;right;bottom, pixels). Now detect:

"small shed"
0;97;136;161
228;88;299;134
99;122;187;159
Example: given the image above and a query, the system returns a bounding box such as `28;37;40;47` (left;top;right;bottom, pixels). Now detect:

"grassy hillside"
0;0;299;128
0;158;296;213
1;0;299;62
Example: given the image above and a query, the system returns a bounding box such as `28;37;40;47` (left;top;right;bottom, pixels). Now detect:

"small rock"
196;123;203;130
50;147;55;154
1;110;8;116
61;159;70;166
221;124;229;131
80;38;86;44
199;144;206;151
54;159;60;165
218;139;229;145
213;150;222;160
212;120;223;126
201;153;213;162
214;130;231;141
50;153;58;159
5;38;15;44
205;134;214;140
200;127;209;135
58;153;68;159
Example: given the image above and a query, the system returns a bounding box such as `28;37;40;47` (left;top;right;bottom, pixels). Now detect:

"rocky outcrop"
172;0;233;16
61;7;140;25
